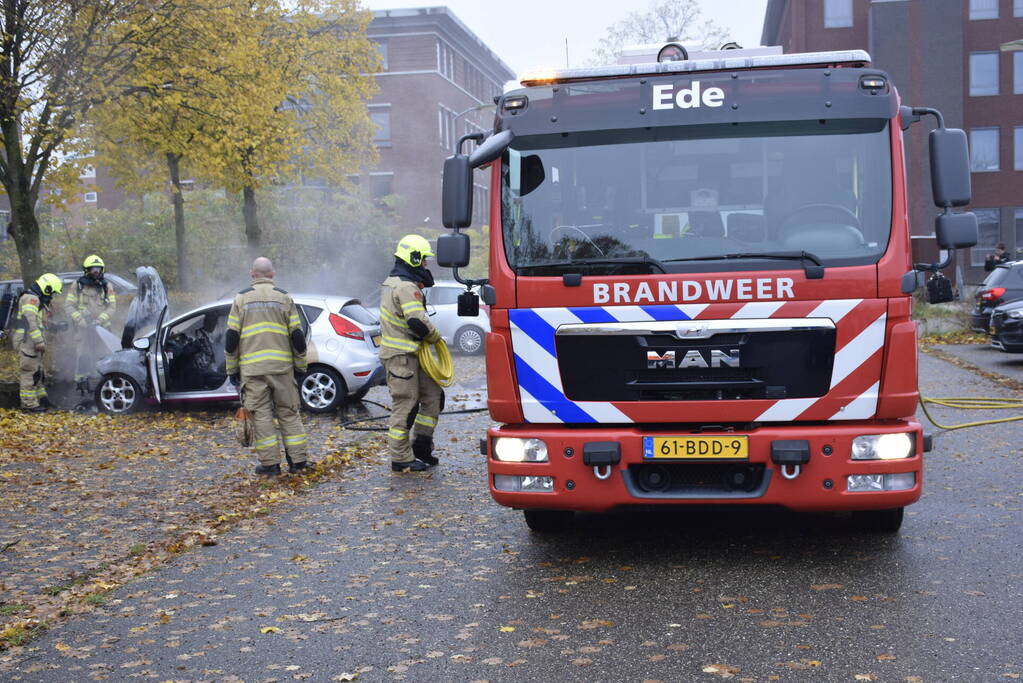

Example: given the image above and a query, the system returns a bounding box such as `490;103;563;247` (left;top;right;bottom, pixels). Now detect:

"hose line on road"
919;396;1023;431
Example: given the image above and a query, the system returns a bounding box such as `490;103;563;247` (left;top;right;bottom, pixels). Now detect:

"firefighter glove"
425;329;442;344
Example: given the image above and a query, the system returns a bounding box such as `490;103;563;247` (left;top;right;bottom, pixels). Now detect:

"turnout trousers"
18;349;47;409
383;353;442;463
241;372;308;467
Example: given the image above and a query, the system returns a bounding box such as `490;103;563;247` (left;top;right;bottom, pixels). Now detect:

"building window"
1015;52;1023;94
970;128;1000;172
1016;0;1023;17
369;173;393;205
969;0;999;19
375;40;388;71
1016;209;1023;259
969;52;999;96
1016;127;1023;171
971;208;1002;266
438;105;457;152
438;40;454;80
369;107;390;143
824;0;853;28
79;165;96;179
83;192;98;203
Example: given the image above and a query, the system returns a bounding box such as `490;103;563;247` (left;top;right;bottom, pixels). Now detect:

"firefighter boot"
412;435;438;466
391;459;430;472
289;460;315;474
254;463;281;476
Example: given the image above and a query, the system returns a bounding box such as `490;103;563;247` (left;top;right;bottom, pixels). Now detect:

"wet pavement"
2;349;1022;681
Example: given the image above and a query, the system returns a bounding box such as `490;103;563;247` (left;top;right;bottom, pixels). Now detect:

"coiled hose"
919;396;1023;430
418;338;455;387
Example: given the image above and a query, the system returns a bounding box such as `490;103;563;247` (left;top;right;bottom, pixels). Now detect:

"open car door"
148;305;168;403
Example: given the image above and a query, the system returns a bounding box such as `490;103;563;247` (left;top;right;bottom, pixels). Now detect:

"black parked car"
969;262;1023;333
990;299;1023;353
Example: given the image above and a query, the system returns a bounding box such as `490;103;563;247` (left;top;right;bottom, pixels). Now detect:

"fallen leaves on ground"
0;405;380;650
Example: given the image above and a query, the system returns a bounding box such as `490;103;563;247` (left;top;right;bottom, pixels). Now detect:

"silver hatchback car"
94;294;384;414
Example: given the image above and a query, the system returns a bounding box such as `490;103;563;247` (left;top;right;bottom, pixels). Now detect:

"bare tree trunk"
166;153;189;290
242;185;260;255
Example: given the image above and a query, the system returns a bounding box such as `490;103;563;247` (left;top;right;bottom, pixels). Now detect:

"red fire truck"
437;45;978;533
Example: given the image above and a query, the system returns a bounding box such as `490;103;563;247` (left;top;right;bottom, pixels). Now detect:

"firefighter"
14;274;63;412
379;234;444;472
225;257;311;476
67;254;117;387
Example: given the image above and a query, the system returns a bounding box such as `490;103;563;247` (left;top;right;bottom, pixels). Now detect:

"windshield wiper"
662;251;825;279
518;256;667;274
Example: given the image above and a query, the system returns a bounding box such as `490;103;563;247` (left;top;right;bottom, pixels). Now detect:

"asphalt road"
4;348;1022;682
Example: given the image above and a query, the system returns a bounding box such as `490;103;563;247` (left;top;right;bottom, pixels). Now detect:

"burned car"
94;294;384;414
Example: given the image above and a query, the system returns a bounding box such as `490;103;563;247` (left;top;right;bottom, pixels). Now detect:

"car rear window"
340;301;377;325
300;304;323;324
984;268;1010;287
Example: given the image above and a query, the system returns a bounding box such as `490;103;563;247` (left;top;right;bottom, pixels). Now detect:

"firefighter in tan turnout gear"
14;274;63;411
225;257;312;476
67;254;117;388
380;234;444;472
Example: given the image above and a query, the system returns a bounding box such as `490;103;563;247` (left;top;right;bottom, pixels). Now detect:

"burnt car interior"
164;308;228;392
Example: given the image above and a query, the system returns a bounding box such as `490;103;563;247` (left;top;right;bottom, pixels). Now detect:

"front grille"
557;328;835;401
625;463;768;498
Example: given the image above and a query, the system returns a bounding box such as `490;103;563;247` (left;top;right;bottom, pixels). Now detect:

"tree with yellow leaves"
0;0;189;284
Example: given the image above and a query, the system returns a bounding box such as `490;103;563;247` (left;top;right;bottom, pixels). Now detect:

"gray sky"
363;0;770;75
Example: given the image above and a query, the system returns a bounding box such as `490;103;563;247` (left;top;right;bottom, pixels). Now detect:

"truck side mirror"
929;128;971;208
442;155;472;229
457;291;479;317
480;284;496;306
935;210;978;250
436;232;470;268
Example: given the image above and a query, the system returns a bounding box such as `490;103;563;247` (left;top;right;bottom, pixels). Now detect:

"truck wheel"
454;325;485;355
523;509;574;532
851;507;904;533
95;373;143;414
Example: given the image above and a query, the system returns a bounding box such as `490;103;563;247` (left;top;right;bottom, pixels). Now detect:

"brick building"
762;0;1023;283
365;7;515;232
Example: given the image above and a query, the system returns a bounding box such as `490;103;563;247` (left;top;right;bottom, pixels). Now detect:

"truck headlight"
493;437;548;463
851;433;913;460
847;472;916;492
493;475;554;492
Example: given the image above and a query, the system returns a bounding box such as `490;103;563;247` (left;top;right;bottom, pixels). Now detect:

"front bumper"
486;421;923;513
969;308;993;333
991;316;1023;353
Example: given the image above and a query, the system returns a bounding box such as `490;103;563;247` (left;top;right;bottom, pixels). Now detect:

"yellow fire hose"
418;338;455;387
919;396;1023;431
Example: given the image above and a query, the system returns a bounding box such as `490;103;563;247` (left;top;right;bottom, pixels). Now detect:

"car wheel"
454;325;485;355
95;373;143;414
523;509;574;533
850;507;904;533
300;365;347;413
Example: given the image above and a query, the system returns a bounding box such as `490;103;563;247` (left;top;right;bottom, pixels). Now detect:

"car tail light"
981;287;1006;302
329;313;364;340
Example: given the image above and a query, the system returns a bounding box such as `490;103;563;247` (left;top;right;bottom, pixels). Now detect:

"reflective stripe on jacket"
16;292;45;352
226;278;305;376
68;278;116;328
378;276;436;361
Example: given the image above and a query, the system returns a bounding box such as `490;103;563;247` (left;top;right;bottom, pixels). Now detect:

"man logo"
647;349;741;369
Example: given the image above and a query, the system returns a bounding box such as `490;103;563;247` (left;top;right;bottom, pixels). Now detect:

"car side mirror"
133;337;150;351
457;291;479;317
929;128;971;208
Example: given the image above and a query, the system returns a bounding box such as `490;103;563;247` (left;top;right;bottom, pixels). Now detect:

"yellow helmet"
394;234;434;267
35;273;63;297
83;254;105;271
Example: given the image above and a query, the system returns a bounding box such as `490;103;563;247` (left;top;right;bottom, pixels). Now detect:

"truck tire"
851;506;904;533
523;509;574;532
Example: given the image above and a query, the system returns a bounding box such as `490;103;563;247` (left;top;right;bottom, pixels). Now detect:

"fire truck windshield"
501;121;893;275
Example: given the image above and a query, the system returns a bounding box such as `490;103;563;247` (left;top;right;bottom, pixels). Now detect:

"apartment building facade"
762;0;1023;283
